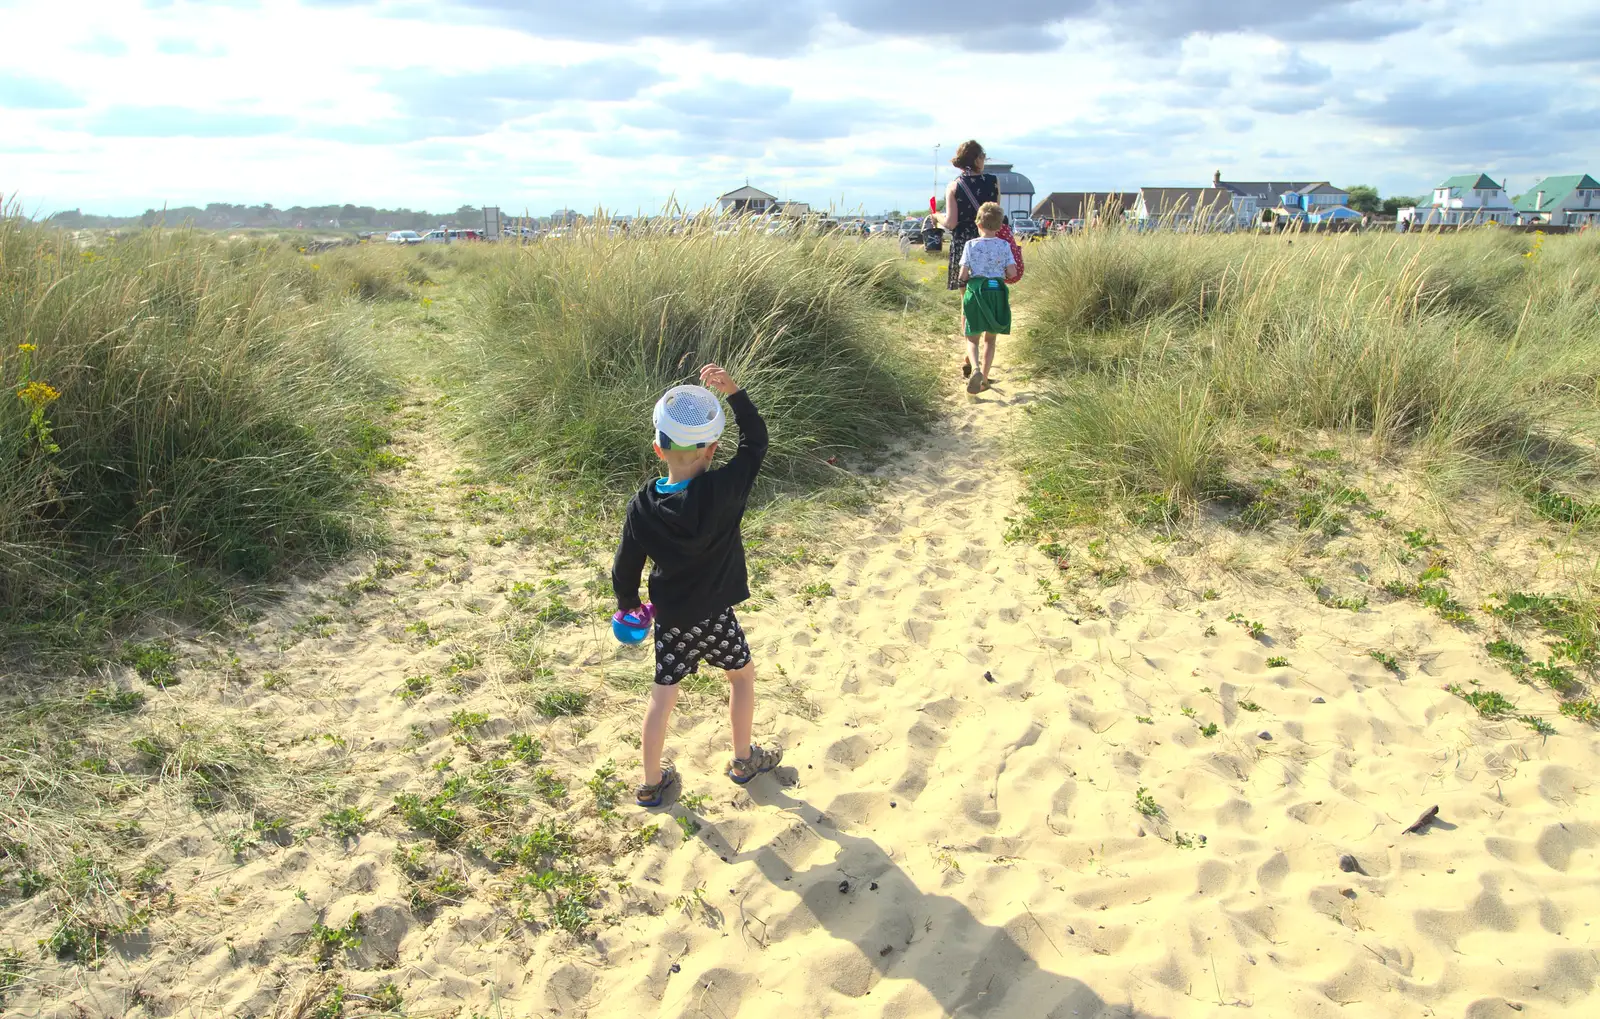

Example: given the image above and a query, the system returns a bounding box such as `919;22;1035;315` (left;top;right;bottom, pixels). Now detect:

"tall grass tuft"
457;230;933;499
1016;228;1600;526
0;212;389;645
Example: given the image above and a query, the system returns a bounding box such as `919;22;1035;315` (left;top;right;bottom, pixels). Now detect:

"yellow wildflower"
311;263;321;271
17;381;61;408
18;343;37;353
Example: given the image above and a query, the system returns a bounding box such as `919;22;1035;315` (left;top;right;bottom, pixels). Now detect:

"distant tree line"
1342;186;1426;217
46;203;492;232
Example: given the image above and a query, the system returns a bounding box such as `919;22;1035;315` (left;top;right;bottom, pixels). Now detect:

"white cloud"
3;0;1597;215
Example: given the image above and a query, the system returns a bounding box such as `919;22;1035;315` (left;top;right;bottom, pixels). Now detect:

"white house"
1408;173;1515;226
1513;174;1600;227
717;185;777;215
985;163;1035;219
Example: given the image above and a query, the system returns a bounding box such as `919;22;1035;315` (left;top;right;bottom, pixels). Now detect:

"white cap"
653;385;726;448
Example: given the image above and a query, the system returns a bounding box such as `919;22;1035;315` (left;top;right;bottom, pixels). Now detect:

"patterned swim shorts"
654;608;751;686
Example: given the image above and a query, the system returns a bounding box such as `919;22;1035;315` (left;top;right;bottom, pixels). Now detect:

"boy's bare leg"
982;334;997;378
641;683;680;786
726;660;756;760
966;335;983;377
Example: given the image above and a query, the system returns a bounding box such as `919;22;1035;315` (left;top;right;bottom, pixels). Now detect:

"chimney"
1213;169;1222;189
1535;190;1545;211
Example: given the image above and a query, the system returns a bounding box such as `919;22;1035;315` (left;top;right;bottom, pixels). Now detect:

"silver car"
1009;215;1043;239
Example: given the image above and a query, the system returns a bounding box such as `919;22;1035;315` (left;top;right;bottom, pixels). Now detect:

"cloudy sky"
2;0;1596;216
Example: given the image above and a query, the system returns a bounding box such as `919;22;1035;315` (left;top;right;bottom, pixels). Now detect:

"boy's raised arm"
700;364;767;491
611;519;646;611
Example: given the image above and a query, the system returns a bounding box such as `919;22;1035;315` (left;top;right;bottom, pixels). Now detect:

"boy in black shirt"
613;363;784;807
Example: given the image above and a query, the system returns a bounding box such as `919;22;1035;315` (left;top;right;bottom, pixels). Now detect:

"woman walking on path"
942;140;1000;380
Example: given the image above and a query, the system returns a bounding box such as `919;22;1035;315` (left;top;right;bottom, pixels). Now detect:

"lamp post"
933;144;941;203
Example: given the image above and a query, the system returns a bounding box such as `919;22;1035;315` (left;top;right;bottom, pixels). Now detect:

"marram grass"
0;213;394;646
456;228;936;499
1015;228;1600;524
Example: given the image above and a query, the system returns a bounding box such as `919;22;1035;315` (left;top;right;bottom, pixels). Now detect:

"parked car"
899;219;924;244
419;228;484;243
1009;215;1043;239
385;230;423;244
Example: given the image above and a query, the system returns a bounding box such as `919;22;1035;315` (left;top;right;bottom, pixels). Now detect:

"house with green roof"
1513;174;1600;227
1407;172;1515;226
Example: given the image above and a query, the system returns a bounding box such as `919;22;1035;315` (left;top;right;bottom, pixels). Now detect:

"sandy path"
15;343;1597;1018
576;363;1600;1018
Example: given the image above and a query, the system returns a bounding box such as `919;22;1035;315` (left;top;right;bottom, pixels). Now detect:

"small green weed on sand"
1448;684;1516;718
308;911;363;960
549;894;591;935
586;761;627;812
450;709;489;735
1519;715;1556;736
1369;650;1401;674
310;985;346;1019
1487;592;1597;665
507;733;544;764
1265;657;1290;669
83;687;145;712
1134;787;1161;818
1198;722;1219;738
397;674;432;702
533;768;568;804
619;822;660;854
534;690;589;718
119;641;179;687
799;581;835;604
322;806;369;839
1485;639;1528;668
393;792;464;842
1226;613;1266;640
0;948;23;1004
1559;699;1598;725
372;982;403;1013
1527;488;1597;526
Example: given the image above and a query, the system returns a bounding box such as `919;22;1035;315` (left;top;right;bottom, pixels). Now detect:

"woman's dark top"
947;171;999;290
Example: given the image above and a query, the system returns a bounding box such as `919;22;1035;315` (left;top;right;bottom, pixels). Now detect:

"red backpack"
956;174;1024;282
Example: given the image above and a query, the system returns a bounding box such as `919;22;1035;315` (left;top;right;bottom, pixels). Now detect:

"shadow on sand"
692;779;1164;1018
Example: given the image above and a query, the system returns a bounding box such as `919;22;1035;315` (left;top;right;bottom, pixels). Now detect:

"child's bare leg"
982;334;997;378
726;660;756;760
966;335;983;376
641;683;680;786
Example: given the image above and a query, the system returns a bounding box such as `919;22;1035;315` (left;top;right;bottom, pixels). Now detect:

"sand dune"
9;359;1598;1019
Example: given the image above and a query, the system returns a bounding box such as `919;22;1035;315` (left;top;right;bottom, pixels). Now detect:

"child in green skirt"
957;201;1018;394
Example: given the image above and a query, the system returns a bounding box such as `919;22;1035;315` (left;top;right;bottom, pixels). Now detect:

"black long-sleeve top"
611;389;768;628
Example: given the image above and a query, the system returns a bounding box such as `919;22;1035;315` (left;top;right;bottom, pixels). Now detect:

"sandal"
635;765;678;807
727;744;783;786
966;372;985;395
962;361;972;379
